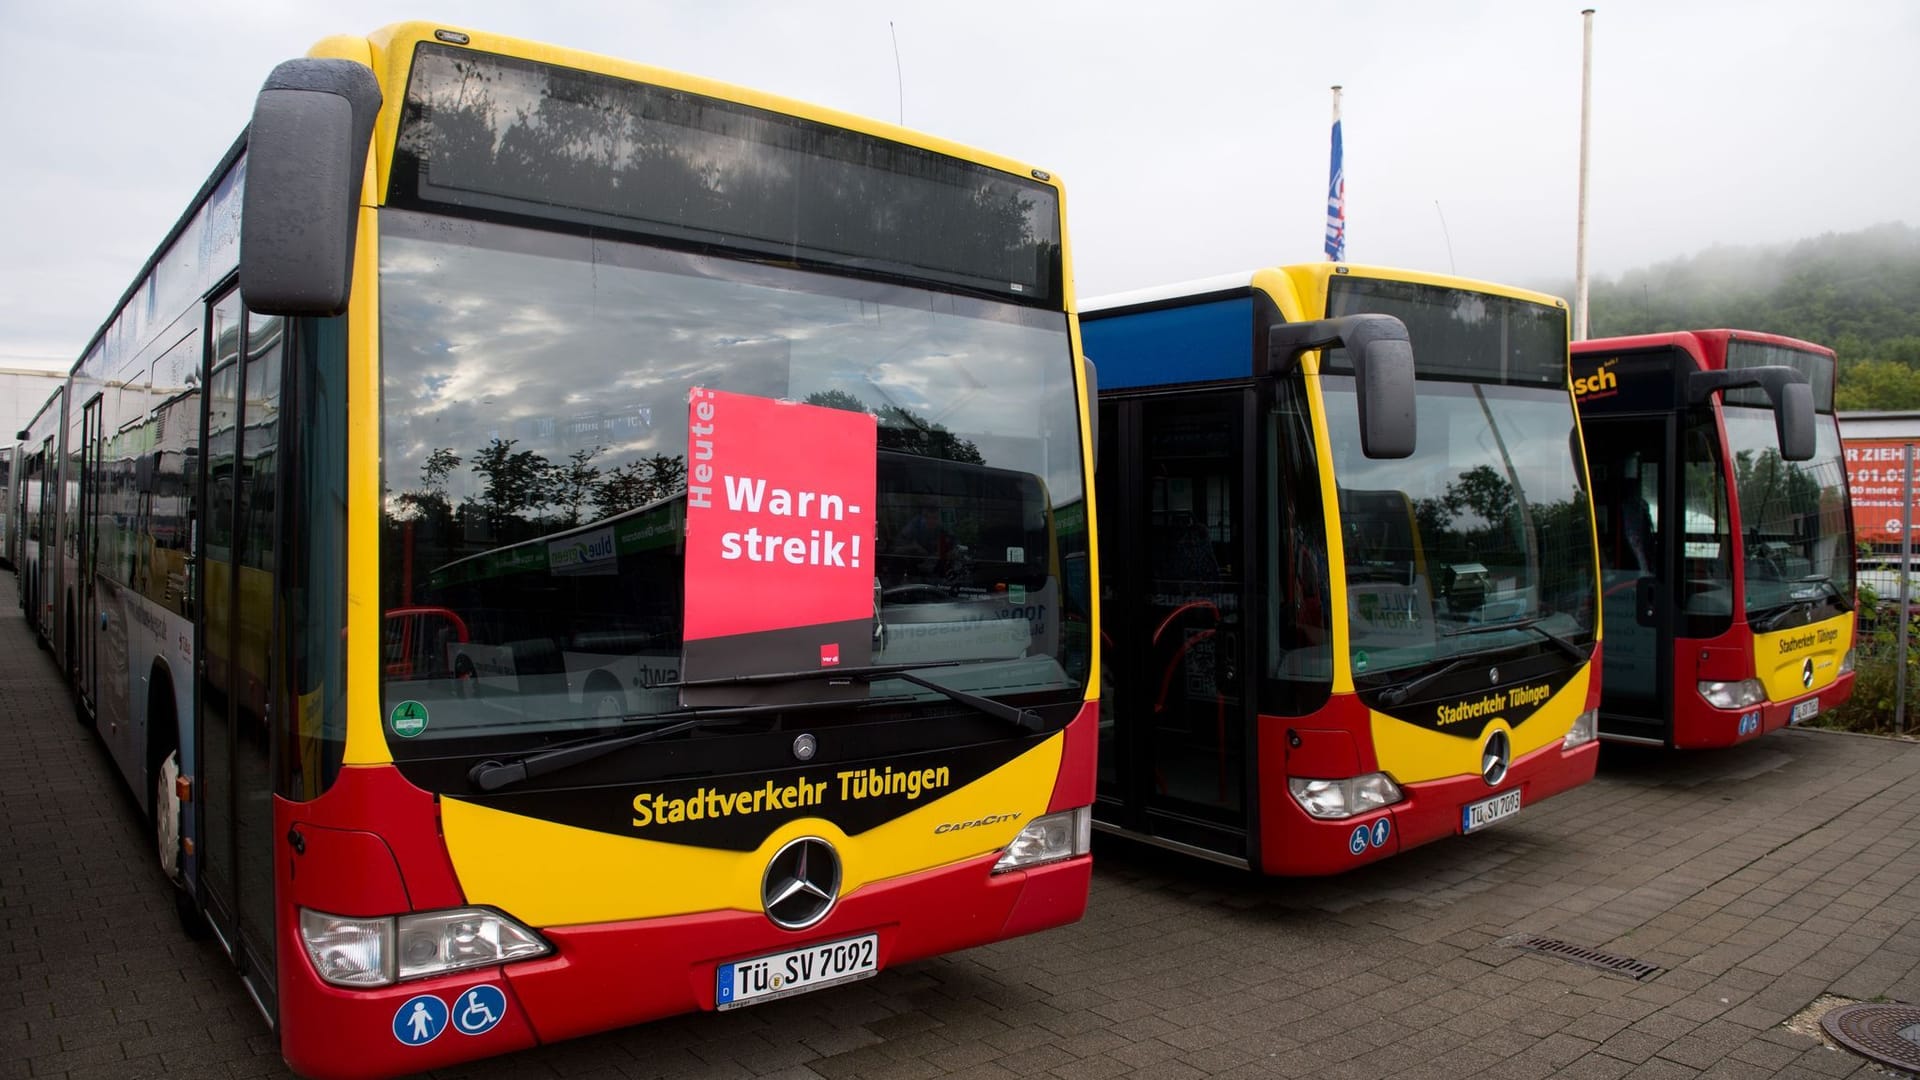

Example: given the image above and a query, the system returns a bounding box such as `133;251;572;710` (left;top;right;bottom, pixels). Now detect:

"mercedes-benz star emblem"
792;733;818;762
1488;666;1500;685
1801;658;1814;689
762;837;840;930
1482;729;1512;787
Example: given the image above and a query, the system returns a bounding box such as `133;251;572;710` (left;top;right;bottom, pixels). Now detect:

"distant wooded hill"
1533;222;1920;410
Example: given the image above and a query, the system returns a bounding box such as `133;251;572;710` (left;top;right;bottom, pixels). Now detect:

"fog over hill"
1534;222;1920;409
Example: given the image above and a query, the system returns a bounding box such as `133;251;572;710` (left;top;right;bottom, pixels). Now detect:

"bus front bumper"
1263;737;1599;876
277;850;1089;1079
1674;669;1855;749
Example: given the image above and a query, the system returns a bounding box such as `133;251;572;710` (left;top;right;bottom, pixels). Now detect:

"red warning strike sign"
681;388;877;699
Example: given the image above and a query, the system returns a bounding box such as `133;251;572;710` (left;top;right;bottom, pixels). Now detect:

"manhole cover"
1822;1002;1920;1072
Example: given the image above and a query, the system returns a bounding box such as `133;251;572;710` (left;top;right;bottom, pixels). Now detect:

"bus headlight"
1840;649;1856;675
1288;773;1403;820
1564;709;1599;749
396;910;551;980
300;907;551;988
992;807;1091;873
299;910;391;986
1698;679;1766;709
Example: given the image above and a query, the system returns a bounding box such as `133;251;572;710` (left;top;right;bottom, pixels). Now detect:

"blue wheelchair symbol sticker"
393;993;448;1045
1370;817;1392;848
452;984;507;1036
1349;825;1371;855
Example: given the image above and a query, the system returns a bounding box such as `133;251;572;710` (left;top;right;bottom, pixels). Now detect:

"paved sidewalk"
3;562;1914;1078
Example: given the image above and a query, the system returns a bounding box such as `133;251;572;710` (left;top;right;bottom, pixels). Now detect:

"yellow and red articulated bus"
1081;264;1602;874
18;22;1099;1078
1572;330;1854;748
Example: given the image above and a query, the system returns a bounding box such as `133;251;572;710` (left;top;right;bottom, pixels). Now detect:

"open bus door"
1095;389;1255;861
1581;415;1676;743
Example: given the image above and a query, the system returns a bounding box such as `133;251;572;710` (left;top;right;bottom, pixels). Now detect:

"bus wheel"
153;741;209;939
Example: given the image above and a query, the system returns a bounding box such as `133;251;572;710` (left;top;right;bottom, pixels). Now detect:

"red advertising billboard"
1844;438;1920;545
681;388;877;702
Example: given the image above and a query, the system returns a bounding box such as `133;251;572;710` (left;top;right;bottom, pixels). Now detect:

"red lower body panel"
277;849;1088;1079
1673;669;1855;749
1260;738;1599;875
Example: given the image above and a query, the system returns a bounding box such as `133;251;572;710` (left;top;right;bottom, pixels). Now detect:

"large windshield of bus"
1321;279;1595;679
1723;407;1854;625
376;212;1088;751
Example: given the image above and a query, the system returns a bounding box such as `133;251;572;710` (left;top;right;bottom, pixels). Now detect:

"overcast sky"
1;0;1914;370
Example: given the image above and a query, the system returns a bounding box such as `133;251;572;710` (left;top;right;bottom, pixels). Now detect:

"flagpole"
1326;85;1345;263
1575;9;1595;340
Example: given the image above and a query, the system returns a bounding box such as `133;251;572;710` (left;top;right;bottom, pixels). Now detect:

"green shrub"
1813;585;1920;736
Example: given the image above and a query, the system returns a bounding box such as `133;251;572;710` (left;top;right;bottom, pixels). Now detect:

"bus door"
1582;414;1674;741
195;288;283;1010
1096;390;1253;860
78;394;104;710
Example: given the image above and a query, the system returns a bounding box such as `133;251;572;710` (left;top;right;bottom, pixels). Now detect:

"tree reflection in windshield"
1325;378;1596;676
375;213;1089;741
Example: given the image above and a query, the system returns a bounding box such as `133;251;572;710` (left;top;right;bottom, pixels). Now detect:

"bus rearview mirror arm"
240;58;383;317
1268;314;1416;459
1686;366;1816;462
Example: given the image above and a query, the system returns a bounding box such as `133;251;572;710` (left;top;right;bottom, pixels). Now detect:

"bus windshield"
1723;406;1854;623
376;211;1088;750
1319;277;1593;679
1323;379;1597;678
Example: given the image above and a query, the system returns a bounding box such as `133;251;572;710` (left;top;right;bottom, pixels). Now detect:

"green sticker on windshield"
390;700;429;738
1353;650;1369;673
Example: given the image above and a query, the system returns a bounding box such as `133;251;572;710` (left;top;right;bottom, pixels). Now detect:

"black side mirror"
1269;314;1416;459
240;59;383;316
14;429;28;441
1687;365;1815;462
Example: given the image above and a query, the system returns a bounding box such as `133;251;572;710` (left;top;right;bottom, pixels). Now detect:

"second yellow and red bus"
1083;264;1602;874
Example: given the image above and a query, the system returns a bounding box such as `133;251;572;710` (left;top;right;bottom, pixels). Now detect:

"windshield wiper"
677;660;1049;735
1377;656;1484;708
1752;598;1822;633
467;695;912;793
1443;616;1591;664
1376;619;1591;708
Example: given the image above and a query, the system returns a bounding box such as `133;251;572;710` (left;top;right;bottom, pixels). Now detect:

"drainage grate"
1823;1003;1920;1073
1510;935;1661;980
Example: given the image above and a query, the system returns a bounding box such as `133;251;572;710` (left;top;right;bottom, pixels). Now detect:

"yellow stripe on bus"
1367;664;1589;785
440;732;1065;927
1751;611;1853;704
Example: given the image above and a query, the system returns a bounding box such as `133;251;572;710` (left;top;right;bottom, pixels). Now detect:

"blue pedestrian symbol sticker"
1349;824;1371;856
452;984;507;1036
1370;817;1392;849
393;993;448;1046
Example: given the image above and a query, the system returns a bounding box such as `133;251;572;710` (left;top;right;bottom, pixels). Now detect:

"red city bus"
1572;330;1855;748
19;22;1098;1078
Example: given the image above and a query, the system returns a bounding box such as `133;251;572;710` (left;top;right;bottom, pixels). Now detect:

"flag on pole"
1325;86;1346;262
